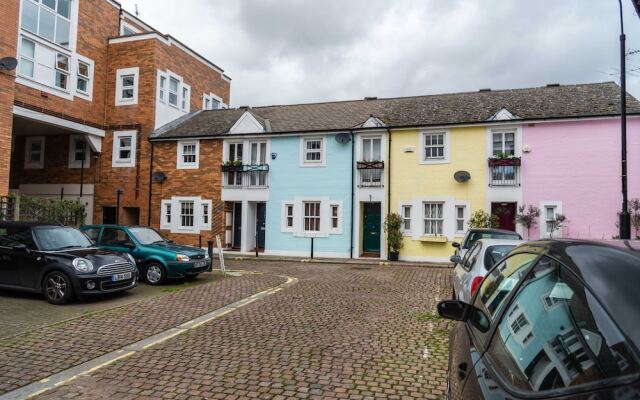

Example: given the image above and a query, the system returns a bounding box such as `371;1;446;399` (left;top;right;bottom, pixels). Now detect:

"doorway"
232;202;242;249
255;202;266;251
491;202;517;231
362;203;381;254
103;207;116;224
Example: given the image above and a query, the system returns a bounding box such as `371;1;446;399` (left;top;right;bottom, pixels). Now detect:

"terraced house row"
150;82;640;262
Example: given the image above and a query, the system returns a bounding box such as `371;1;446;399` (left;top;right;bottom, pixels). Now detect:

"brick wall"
0;0;19;196
150;139;225;247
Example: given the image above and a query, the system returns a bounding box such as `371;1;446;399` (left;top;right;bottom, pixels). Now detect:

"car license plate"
112;272;132;282
194;261;207;268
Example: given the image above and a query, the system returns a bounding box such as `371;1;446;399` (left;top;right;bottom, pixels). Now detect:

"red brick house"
0;0;230;229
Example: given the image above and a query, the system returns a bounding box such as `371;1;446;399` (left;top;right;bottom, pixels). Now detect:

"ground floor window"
402;205;412;232
455;205;466;233
545;206;556;235
304;202;321;232
180;201;194;228
331;204;339;230
285;204;294;228
424;202;444;235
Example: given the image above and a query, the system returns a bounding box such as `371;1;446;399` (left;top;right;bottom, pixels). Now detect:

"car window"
464;242;482;271
0;227;37;249
466;231;521;250
101;228;134;247
128;227;165;245
486;256;640;393
34;227;93;251
82;228;101;241
483;245;516;270
474;253;538;319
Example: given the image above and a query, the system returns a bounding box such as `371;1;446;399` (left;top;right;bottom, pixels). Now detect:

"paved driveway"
3;261;452;399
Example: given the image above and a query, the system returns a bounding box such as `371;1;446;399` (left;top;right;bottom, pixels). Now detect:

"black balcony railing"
357;161;384;187
488;158;521;186
221;164;269;188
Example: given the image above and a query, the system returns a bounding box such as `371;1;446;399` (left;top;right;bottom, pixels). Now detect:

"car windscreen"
128;227;165;245
466;231;521;249
483;245;516;270
34;227;93;251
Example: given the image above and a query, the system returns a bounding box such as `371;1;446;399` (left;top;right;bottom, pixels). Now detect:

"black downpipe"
386;129;392;259
350;130;355;259
147;141;154;226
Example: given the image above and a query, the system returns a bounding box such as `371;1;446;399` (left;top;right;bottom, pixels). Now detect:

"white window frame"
20;0;74;49
282;203;294;232
539;201;563;239
75;55;94;100
455;205;466;234
202;92;224;110
120;21;141;36
168;76;179;108
181;83;191;112
54;52;69;90
68;134;90;168
112;130;137;168
401;205;412;235
115;67;139;106
158;73;166;103
329;202;342;234
361;136;382;162
507;303;534;348
177;140;199;169
24;136;45;169
179;200;195;229
423;202;444;236
160;200;171;230
18;37;36;79
419;130;450;164
300;136;326;167
303;201;321;232
200;199;212;231
491;129;516;157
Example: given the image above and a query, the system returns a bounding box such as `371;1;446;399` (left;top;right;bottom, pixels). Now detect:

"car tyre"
43;271;74;305
144;262;166;285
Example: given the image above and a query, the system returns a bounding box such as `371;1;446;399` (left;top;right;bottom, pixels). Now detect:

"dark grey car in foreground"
439;240;640;399
0;222;138;304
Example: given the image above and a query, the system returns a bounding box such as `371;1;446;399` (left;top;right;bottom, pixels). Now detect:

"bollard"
199;235;202;248
310;237;314;259
207;240;214;272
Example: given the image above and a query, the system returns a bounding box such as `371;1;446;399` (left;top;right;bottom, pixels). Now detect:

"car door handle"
457;362;468;380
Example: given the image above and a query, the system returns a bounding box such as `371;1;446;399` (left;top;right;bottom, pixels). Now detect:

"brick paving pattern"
0;273;286;395
35;261;453;400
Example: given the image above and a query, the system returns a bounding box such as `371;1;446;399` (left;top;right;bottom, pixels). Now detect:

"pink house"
522;117;640;240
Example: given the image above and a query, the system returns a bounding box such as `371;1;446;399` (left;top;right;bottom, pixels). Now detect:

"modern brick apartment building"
0;0;230;240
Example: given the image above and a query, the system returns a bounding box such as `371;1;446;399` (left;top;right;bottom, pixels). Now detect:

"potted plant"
488;152;521;167
384;212;404;261
221;160;244;172
468;210;499;229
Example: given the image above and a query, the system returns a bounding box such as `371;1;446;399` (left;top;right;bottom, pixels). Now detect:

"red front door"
491;202;517;231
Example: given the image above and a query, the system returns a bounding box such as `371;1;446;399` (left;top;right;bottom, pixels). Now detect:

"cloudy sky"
119;0;640;107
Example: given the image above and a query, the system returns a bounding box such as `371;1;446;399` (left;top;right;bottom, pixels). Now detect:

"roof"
151;82;640;139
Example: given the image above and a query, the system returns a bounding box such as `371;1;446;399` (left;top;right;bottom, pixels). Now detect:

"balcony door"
361;137;382;185
492;131;516;182
227;143;243;186
249;142;267;187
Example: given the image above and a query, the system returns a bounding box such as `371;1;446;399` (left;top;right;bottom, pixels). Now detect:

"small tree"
548;214;567;238
384;212;404;254
629;198;640;239
515;205;540;240
468;210;499;229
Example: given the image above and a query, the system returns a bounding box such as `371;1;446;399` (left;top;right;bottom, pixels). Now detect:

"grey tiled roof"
151;82;640;139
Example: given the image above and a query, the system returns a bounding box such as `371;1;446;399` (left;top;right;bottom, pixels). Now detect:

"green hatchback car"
80;225;211;285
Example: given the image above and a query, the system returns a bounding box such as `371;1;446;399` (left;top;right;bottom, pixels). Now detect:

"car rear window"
484;245;516;270
466;231;521;249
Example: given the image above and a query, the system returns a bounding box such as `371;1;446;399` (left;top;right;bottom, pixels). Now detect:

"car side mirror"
437;300;490;333
452;242;461;248
450;255;462;264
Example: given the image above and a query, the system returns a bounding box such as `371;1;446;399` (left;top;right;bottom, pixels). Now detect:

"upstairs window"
202;93;223;110
158;75;166;103
301;137;324;166
54;53;68;89
492;130;515;157
76;60;89;94
181;86;190;112
21;0;71;48
424;133;445;160
177;140;199;169
115;68;139;106
19;38;35;78
112;131;136;167
168;77;179;107
362;137;382;161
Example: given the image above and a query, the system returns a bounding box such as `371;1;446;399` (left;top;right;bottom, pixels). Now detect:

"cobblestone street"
3;261;452;399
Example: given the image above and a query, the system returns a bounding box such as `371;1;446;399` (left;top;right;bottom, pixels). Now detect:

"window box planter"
357;161;384;170
488;157;521;167
221;165;244;172
419;236;448;243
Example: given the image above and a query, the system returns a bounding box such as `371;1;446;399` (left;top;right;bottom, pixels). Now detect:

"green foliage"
548;214;567;238
468;210;499;229
630;199;640;239
17;195;86;227
515;205;541;240
383;212;404;253
490;152;517;159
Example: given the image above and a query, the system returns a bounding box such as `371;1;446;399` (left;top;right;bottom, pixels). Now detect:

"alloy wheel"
146;264;163;284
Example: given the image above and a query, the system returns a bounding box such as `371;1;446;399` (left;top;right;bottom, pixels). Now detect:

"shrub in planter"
468;210;499;229
384;212;404;261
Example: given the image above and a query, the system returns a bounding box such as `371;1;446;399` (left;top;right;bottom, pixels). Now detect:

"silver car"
451;238;524;303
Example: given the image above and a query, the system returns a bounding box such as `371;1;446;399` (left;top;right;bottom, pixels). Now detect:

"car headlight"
72;258;94;273
176;254;190;262
204;251;210;259
124;253;136;266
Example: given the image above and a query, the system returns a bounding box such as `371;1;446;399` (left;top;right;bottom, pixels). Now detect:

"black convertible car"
0;222;138;304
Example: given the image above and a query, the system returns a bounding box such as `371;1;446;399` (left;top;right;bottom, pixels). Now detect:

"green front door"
363;203;381;253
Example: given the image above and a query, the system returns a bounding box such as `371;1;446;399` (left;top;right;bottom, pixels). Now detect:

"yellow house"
389;126;488;262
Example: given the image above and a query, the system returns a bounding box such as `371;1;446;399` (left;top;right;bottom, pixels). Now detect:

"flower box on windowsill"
488;157;521;167
419;236;448;243
357;161;384;170
221;165;244;172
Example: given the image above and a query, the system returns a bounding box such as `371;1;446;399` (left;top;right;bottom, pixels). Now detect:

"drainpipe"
79;140;85;199
386;128;391;259
350;130;355;259
147;141;154;226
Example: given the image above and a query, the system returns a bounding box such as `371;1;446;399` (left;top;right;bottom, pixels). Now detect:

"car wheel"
43;271;74;305
144;262;166;285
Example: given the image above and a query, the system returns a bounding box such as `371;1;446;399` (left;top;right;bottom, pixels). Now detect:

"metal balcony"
221;164;269;188
357;161;384;188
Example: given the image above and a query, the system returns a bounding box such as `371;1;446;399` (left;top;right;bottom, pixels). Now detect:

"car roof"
475;239;525;247
511;239;640;348
0;221;63;229
467;228;520;235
